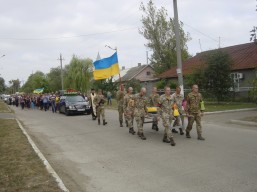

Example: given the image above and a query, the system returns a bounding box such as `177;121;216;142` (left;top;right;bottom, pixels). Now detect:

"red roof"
159;42;257;78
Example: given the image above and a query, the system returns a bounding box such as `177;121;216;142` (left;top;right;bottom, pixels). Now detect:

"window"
146;71;151;76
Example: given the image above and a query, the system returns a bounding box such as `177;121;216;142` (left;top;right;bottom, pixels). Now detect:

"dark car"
59;95;91;116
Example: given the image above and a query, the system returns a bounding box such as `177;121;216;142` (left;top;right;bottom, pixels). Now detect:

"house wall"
231;69;256;88
134;66;155;81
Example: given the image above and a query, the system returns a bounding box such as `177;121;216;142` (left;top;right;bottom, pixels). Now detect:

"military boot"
103;120;107;125
186;131;191;138
140;132;146;140
125;120;128;127
162;134;170;143
172;129;178;133
120;120;123;127
98;119;100;125
129;128;135;135
197;134;205;140
179;128;184;135
170;137;176;146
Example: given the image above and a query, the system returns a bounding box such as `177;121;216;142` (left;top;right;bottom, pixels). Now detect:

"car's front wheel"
65;108;70;116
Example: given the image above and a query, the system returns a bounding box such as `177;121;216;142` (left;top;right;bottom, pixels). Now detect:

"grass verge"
0;100;11;113
0;119;62;192
205;102;257;112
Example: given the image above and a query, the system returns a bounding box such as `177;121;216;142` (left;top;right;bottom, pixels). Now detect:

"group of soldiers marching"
90;84;205;147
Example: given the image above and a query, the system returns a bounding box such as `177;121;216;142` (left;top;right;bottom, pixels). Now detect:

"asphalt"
10;106;257;192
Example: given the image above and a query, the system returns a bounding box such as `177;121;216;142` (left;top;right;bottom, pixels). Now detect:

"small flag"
33;88;44;94
93;52;120;80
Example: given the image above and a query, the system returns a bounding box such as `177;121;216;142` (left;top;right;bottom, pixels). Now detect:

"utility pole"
173;0;184;94
58;54;64;90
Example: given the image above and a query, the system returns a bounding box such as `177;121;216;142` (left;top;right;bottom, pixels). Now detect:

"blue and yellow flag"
33;88;44;94
93;52;120;80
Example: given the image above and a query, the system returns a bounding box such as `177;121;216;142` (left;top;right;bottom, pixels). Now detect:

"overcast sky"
0;0;256;85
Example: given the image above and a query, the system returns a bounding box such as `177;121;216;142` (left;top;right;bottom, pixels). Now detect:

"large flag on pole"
93;52;120;80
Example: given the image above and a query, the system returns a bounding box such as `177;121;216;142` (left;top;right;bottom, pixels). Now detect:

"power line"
0;27;138;41
183;22;219;42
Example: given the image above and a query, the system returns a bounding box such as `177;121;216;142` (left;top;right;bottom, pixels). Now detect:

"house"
114;63;158;93
159;42;257;96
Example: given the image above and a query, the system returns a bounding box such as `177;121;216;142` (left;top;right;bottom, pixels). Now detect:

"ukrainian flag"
93;52;120;80
33;88;44;94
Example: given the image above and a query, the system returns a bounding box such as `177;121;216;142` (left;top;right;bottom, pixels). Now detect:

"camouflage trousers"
124;110;134;128
135;115;145;133
173;116;181;127
186;113;202;135
97;106;105;120
161;112;173;138
118;105;124;122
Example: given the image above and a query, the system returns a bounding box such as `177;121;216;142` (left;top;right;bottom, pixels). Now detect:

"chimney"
122;66;125;70
138;63;141;67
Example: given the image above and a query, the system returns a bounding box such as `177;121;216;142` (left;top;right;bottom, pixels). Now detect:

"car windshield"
66;95;85;102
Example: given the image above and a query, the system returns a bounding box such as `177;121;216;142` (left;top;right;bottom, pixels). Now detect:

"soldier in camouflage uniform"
171;86;184;135
93;89;107;126
123;87;135;135
149;87;160;131
134;87;148;140
116;84;125;127
159;86;176;146
185;84;205;140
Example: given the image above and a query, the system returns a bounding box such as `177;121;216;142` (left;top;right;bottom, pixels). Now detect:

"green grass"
0;100;11;113
0;119;62;192
205;102;257;112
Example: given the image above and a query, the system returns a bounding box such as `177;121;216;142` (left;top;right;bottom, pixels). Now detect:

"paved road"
11;106;257;192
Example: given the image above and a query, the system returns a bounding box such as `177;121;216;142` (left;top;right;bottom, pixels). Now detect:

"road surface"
11;106;257;192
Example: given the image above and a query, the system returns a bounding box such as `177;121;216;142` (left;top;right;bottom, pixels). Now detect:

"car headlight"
69;105;75;109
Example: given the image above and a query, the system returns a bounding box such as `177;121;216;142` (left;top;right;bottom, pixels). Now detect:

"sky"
0;0;256;85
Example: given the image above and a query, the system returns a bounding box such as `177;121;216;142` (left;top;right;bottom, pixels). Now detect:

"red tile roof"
159;42;257;78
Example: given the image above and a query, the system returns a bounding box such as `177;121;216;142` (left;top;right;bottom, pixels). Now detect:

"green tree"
124;79;141;93
248;76;257;102
64;55;93;93
47;67;62;92
139;0;190;74
21;71;49;93
203;50;233;102
0;77;5;93
8;79;21;94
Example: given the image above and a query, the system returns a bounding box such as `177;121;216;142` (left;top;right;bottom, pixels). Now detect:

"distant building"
159;42;257;97
113;63;158;93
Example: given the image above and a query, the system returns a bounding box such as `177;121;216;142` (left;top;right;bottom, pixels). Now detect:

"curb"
230;119;257;127
15;119;69;192
204;108;257;115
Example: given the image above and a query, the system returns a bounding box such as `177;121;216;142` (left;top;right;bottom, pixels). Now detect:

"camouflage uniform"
116;90;125;125
185;92;204;135
159;94;175;139
134;93;148;134
93;94;106;124
172;92;184;127
123;93;135;129
149;93;160;128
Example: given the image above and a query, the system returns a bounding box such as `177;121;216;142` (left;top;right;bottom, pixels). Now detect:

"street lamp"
105;45;117;51
0;55;5;58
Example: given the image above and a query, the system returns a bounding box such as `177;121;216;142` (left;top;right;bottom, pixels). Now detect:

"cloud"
0;0;256;84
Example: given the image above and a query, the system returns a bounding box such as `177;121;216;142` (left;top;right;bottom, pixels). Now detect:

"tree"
248;76;257;102
64;55;93;93
47;67;62;92
185;50;233;102
21;71;49;93
139;0;190;74
92;77;117;94
0;77;5;93
8;79;21;94
124;79;141;93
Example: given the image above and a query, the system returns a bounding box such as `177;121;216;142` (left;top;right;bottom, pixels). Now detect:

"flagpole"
105;45;121;86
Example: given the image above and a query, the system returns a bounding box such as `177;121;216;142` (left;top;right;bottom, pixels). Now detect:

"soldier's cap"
91;88;95;91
